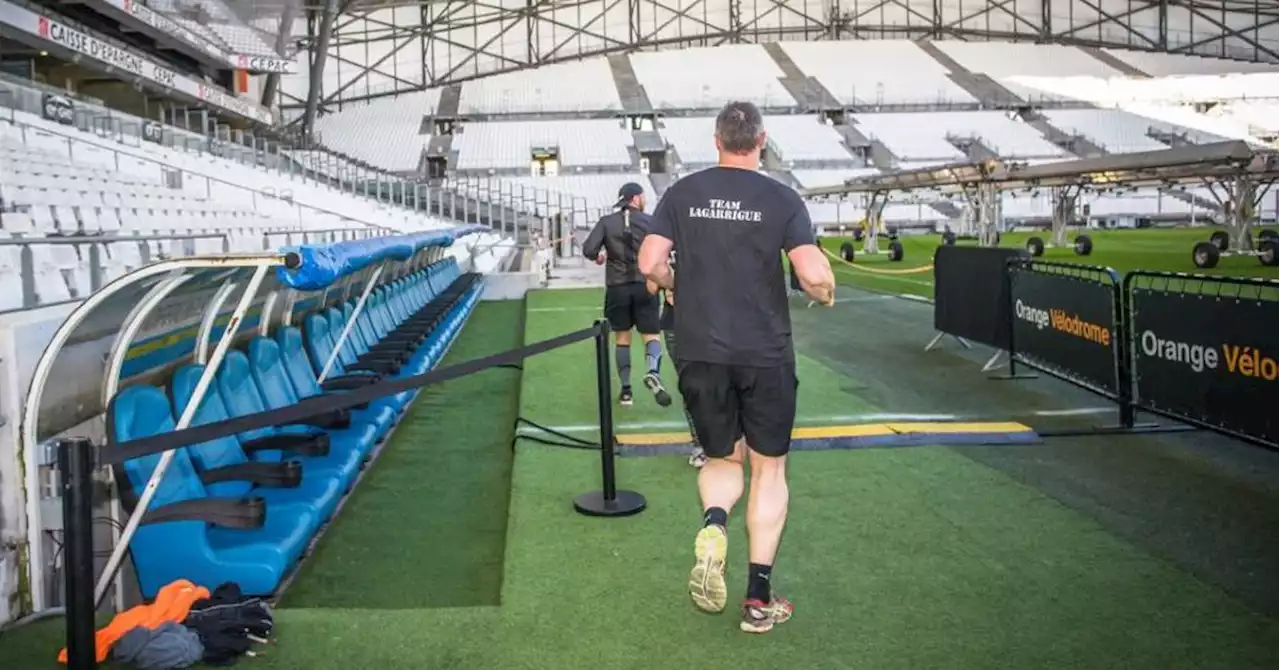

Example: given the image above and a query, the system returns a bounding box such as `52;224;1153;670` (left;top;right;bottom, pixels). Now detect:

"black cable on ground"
511;416;601;450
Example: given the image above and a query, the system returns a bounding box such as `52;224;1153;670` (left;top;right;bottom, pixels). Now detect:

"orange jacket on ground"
58;579;211;664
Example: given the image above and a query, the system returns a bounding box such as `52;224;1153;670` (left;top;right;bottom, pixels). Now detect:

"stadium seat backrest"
169;364;256;499
325;307;360;367
111;385;210;507
303;312;340;377
248;336;304;411
216;350;275;442
277;326;324;400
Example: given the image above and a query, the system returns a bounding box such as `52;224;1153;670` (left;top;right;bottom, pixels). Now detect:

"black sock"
703;507;727;528
747;563;772;603
615;345;631;389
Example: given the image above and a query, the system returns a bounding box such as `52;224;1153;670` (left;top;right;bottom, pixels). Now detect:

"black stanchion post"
58;437;98;670
574;320;646;517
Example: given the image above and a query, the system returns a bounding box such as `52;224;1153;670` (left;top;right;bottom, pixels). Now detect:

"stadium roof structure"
800;141;1280;199
286;0;1280;124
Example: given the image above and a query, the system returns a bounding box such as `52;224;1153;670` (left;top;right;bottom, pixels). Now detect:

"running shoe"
618;387;633;406
688;448;708;468
642;372;672;407
688;525;728;613
740;597;794;634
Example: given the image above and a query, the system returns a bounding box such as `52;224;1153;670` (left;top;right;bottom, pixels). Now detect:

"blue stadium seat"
169;365;345;522
109;385;315;598
213;352;367;479
249;334;396;437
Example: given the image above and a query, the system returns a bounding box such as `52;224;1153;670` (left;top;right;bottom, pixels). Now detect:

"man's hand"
645;279;659;295
664;288;675;306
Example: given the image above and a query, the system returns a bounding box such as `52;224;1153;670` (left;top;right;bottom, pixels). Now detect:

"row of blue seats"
109;257;486;598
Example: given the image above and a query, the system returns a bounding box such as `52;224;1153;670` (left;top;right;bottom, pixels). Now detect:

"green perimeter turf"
816;227;1280;299
521;288;875;437
2;294;1274;669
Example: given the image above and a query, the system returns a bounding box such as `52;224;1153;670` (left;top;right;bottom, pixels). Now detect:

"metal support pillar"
863;192;887;254
976;182;1002;247
262;0;299;107
1225;175;1257;253
1050;186;1079;247
301;0;338;137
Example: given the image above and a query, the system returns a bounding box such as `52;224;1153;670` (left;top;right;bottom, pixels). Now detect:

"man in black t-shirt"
639;101;836;634
647;250;708;469
583;183;673;408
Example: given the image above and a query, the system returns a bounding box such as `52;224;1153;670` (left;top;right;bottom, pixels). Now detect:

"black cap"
616;182;644;206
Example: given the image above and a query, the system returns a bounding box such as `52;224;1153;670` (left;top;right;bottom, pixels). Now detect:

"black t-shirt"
649;167;814;367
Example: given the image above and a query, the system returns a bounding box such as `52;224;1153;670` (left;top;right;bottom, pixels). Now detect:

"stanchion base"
573;490;647;517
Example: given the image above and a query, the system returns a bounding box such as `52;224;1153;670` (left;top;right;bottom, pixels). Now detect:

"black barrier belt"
103;325;602;466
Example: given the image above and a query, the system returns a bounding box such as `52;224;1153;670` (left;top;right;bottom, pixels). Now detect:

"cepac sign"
1131;288;1278;445
235;54;296;74
1009;267;1119;395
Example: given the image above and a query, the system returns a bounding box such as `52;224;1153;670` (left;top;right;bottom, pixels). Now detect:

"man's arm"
787;245;836;306
781;195;836;306
582;217;606;260
638;234;675;290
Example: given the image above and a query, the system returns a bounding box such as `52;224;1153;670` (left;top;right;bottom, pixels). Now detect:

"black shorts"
676;361;798;459
604;282;660;334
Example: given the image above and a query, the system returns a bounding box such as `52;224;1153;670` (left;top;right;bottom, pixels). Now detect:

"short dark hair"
715;101;764;155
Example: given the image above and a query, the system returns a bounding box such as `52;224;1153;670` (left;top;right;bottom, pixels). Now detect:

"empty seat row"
108;256;485;598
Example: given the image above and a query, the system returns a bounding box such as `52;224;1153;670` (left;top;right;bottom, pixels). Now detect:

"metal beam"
801;141;1279;198
302;0;340;136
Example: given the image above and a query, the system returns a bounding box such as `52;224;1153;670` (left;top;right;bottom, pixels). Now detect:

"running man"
647;251;709;469
584;182;672;407
638;101;836;633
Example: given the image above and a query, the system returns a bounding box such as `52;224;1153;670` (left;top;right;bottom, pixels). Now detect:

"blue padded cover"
276;228;477;290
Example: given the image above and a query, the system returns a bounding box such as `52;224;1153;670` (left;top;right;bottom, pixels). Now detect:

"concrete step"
632;129;666;153
1021;110;1108;157
1079;46;1149;77
762;42;842;108
607;55;653;113
436;84;462;117
867;139;900;170
649;172;674;197
915;40;1023;105
931;201;963;218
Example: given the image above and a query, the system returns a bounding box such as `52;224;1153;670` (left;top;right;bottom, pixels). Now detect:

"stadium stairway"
914;40;1025;106
1080;47;1152;77
607;55;653;114
106;256;485;599
762;43;843;109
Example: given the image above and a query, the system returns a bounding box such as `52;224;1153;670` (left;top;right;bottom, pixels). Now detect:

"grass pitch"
817;227;1279;299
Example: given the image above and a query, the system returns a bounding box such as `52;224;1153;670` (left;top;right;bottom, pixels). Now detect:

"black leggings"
662;328;701;449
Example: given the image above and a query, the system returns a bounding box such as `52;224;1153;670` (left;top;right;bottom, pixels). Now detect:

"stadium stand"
658;116;720;167
628;45;797;109
933;41;1124;100
452;119;634;171
459;58;622;115
146;0;283;56
1041;108;1196;152
1100;48;1279;76
311;90;441;171
778;40;975;106
762;115;858;165
852;113;969;162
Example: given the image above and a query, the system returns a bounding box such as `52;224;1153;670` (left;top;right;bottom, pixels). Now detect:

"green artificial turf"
1;292;1274;669
282;299;525;610
520;288;877;438
817;227;1280;299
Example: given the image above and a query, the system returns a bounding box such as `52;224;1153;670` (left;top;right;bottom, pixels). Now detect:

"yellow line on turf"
884;421;1033;434
617;421;1033;445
